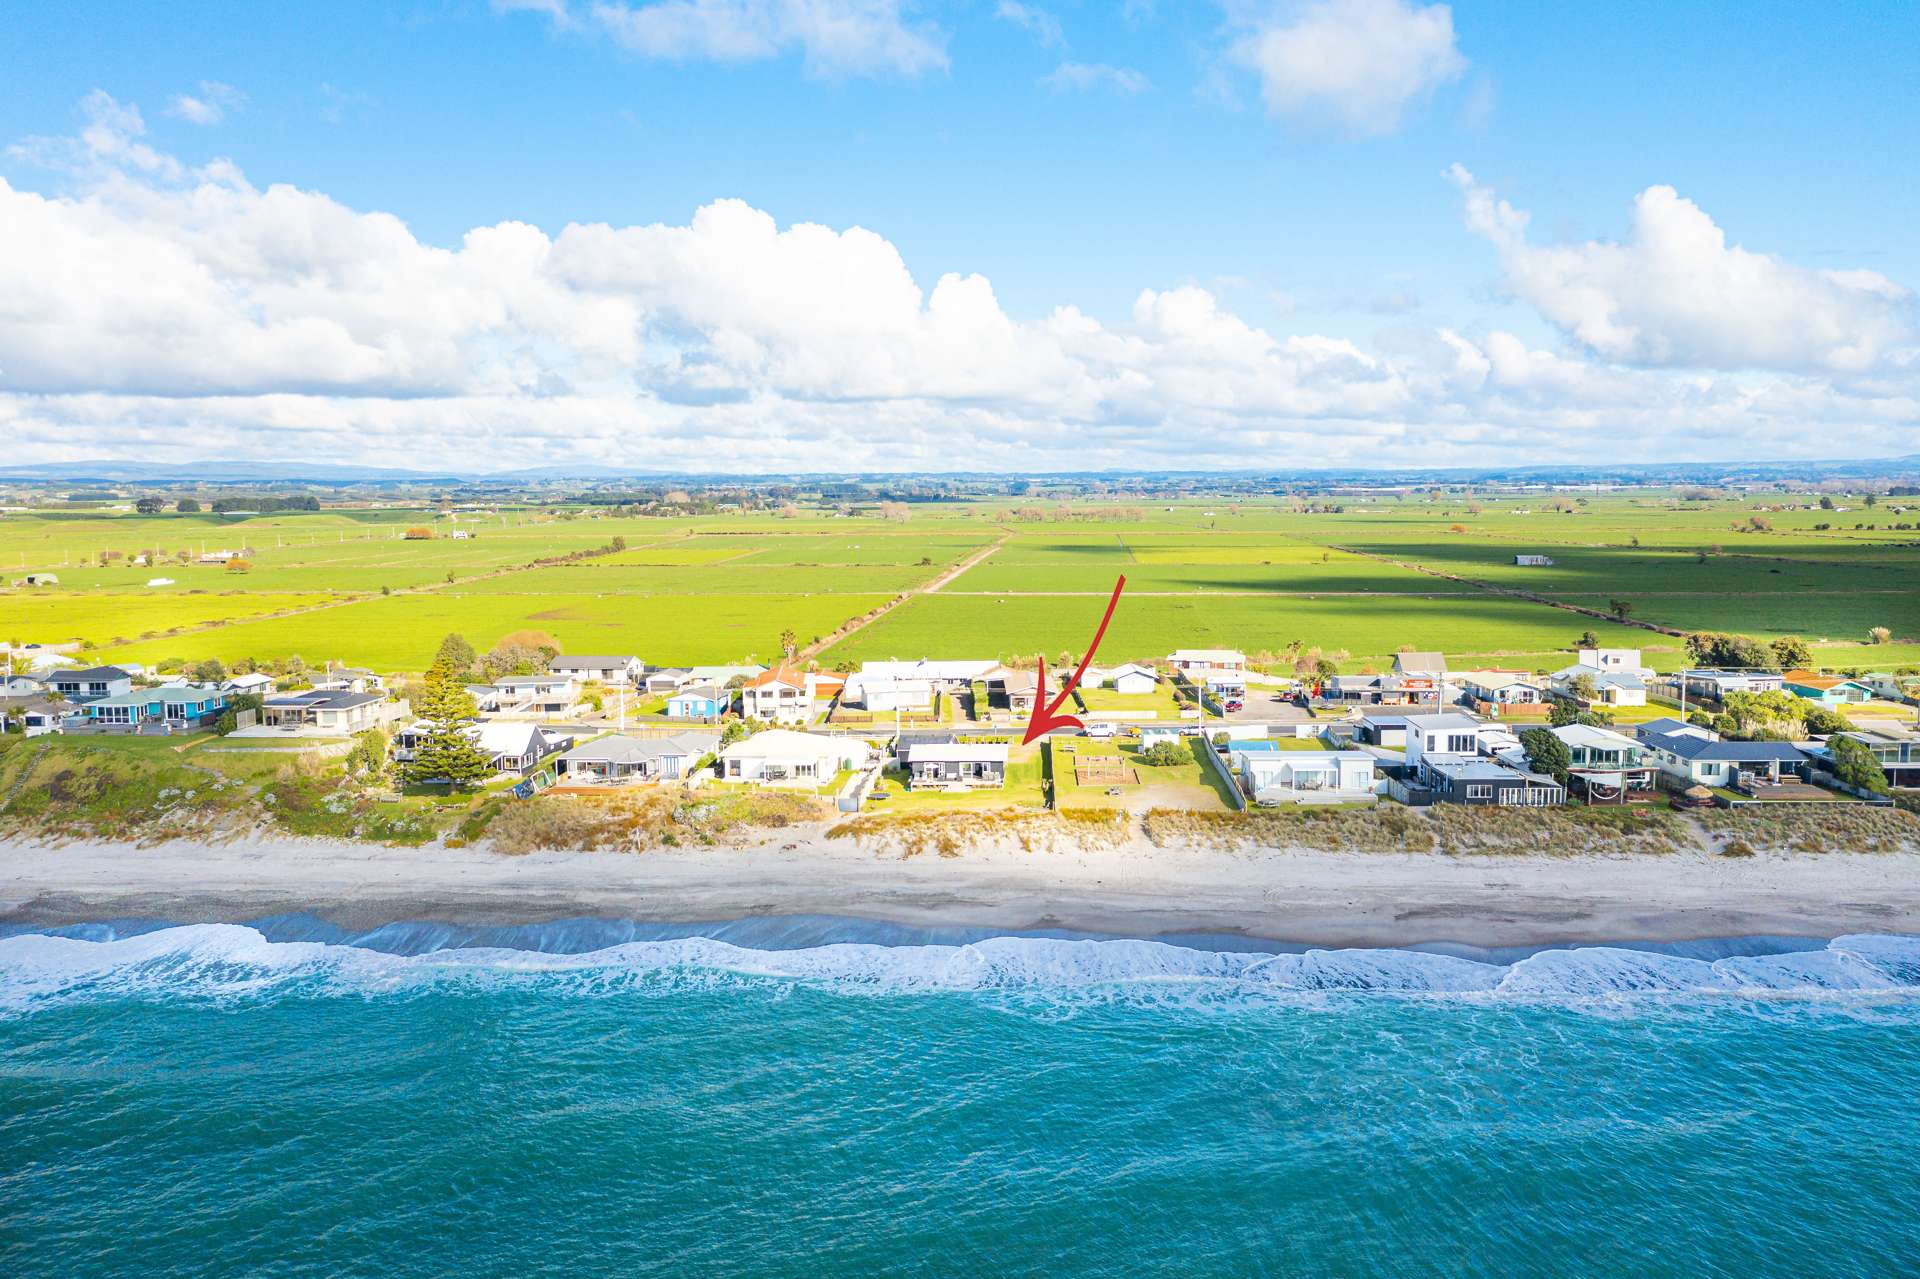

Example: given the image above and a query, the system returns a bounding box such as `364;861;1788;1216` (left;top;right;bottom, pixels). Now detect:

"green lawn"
864;746;1047;813
1050;738;1235;812
1077;684;1183;719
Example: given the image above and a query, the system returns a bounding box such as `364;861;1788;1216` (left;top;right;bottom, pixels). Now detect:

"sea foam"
4;925;1920;1016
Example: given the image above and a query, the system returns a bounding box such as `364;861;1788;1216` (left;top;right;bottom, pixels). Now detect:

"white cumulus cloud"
165;82;246;127
1228;0;1465;135
1041;62;1150;94
1449;164;1917;375
585;0;948;77
0;95;1916;472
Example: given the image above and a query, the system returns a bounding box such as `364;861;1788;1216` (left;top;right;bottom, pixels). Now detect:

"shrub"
404;527;434;540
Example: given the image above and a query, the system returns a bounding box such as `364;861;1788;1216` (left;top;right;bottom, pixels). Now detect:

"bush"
404;527;434;540
1139;741;1189;768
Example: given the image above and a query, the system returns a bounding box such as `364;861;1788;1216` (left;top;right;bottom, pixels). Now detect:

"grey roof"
560;731;720;765
1644;732;1807;763
54;666;130;682
1633;717;1698;739
268;690;383;711
1410;713;1483;733
548;655;639;670
669;683;725;700
1394;651;1448;671
1423;755;1549;784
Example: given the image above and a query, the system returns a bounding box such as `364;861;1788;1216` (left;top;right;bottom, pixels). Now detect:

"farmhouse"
904;742;1009;790
717;730;868;786
666;683;729;719
1782;671;1874;706
49;666;134;702
1233;747;1378;806
557;730;719;783
548;655;644;686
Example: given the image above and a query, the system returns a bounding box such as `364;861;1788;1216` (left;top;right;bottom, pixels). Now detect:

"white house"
548;655;644;686
717;730;869;787
1458;671;1546;705
857;659;999;688
1233;748;1378;806
557;730;719;783
740;663;841;724
222;672;277;696
1102;663;1159;695
1401;713;1487;767
1169;649;1246;675
471;674;578;718
844;675;936;713
393;721;572;777
1576;647;1647;674
1551;664;1648;707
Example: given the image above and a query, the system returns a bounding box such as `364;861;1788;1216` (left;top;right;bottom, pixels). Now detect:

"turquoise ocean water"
3;919;1919;1277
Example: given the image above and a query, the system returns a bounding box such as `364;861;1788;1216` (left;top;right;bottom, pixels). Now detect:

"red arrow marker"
1022;574;1127;745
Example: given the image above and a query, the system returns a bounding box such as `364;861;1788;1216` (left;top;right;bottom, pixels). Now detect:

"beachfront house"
1782;671;1875;707
1355;713;1415;749
1639;728;1809;790
1168;649;1246;676
393;721;572;777
557;730;719;784
1418;755;1566;806
1233;747;1378;806
258;690;396;735
904;741;1009;790
548;655;644;687
49;666;134;702
665;683;729;719
15;700;81;736
81;685;228;731
716;729;868;787
1548;723;1657;804
1402;713;1487;767
1816;726;1920;788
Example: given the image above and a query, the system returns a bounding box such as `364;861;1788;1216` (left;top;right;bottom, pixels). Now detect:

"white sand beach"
5;830;1919;946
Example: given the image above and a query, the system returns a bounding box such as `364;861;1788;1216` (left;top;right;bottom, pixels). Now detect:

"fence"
1197;742;1247;811
838;763;882;812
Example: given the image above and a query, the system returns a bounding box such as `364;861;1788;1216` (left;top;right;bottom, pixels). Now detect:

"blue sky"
2;1;1917;472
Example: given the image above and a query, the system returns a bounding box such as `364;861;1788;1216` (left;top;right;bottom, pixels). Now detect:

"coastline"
5;831;1920;949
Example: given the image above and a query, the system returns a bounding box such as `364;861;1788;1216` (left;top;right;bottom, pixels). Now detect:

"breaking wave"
3;925;1919;1016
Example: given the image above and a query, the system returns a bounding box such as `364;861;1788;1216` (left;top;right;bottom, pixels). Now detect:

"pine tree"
405;659;492;788
433;633;477;679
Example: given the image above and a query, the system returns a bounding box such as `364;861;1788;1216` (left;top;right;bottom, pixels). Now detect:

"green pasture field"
458;563;932;596
2;591;332;646
91;591;892;670
821;592;1661;669
8;490;1918;678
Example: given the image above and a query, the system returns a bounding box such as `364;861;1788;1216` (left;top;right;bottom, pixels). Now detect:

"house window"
1466;784;1494;799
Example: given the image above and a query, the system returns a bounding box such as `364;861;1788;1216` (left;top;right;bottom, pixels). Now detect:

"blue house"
84;686;228;730
666;683;728;720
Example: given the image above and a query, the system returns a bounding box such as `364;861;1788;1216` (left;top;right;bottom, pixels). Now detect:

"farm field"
92;591;893;670
6;490;1917;676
